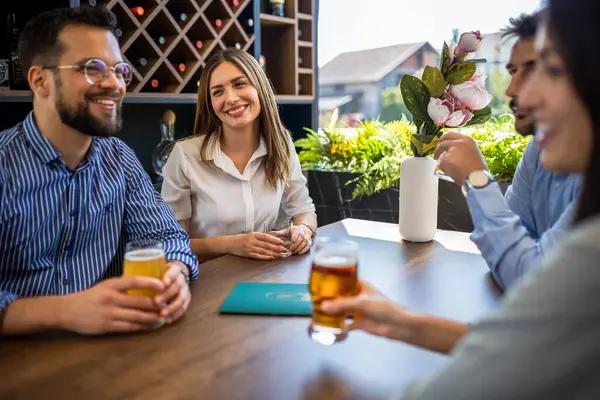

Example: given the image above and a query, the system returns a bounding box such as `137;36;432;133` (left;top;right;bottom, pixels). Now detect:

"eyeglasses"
42;58;133;86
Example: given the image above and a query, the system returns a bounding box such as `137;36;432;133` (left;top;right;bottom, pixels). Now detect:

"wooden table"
0;219;503;400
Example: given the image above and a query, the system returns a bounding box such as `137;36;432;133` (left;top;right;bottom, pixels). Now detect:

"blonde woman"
161;48;317;262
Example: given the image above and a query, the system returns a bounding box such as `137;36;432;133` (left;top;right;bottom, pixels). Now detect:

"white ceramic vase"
398;156;438;242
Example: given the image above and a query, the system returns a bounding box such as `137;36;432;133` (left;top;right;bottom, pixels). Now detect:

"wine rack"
0;0;317;108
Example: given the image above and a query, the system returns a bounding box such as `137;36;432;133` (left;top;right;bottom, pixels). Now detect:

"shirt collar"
23;110;100;168
23;111;62;165
207;132;267;180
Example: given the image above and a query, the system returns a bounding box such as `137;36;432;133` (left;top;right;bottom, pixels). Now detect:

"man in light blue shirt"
435;11;582;290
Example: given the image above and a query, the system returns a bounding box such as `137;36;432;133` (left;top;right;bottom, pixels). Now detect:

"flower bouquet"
400;31;493;157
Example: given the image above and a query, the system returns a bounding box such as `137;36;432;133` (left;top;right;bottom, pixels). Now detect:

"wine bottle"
177;13;188;23
0;43;8;90
267;0;285;17
135;57;148;67
298;28;303;39
234;43;242;50
130;7;144;17
0;58;9;90
87;0;98;6
6;13;28;90
298;56;303;66
192;40;203;50
155;36;167;46
259;55;266;72
176;63;186;73
115;28;123;39
210;19;223;30
151;79;159;89
246;18;254;28
152;110;176;178
228;0;240;7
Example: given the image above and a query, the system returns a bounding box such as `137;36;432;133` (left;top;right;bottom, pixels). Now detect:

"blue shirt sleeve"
0;163;18;312
119;141;199;281
466;141;574;290
0;292;18;313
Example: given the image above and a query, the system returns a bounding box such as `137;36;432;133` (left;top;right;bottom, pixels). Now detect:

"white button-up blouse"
160;134;316;239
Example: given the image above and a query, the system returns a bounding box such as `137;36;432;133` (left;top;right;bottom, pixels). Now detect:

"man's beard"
509;98;535;137
54;75;122;138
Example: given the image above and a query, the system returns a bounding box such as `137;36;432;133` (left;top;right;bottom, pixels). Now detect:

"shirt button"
70;210;77;217
554;182;560;188
62;279;70;285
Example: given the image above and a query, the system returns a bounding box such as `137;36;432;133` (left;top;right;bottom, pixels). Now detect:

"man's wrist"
167;260;190;281
51;295;72;331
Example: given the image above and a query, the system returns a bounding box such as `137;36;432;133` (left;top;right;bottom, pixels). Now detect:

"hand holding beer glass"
308;237;359;345
122;240;167;327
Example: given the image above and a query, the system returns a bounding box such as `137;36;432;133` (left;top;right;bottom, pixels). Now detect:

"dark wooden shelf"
0;91;315;104
276;95;314;102
1;0;317;106
260;13;296;26
297;13;312;20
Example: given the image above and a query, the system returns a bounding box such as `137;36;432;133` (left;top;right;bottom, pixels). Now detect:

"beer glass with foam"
308;237;359;345
122;240;166;297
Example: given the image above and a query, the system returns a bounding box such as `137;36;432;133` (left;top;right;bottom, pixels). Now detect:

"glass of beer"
308;237;359;345
122;239;167;297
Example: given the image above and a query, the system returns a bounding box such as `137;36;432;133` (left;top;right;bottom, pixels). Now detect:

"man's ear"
28;66;50;98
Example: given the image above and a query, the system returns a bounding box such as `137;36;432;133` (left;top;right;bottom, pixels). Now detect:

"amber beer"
122;241;166;297
308;238;358;345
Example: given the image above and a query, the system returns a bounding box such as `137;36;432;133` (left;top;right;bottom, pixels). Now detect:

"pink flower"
456;31;483;54
469;74;487;90
449;81;493;111
427;96;474;127
447;43;457;64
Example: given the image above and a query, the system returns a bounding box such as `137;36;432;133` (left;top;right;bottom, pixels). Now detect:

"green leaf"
465;106;492;126
422;66;446;98
440;41;449;73
409;133;439;157
446;62;477;85
464;58;487;64
413;118;424;132
400;75;431;122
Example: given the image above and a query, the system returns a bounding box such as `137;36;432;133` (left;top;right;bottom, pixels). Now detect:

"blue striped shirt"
0;111;199;312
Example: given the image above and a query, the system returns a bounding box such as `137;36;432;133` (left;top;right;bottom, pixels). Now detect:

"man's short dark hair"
500;11;542;41
18;5;118;73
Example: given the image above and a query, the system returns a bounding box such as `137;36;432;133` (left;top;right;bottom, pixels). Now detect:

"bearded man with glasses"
0;5;199;337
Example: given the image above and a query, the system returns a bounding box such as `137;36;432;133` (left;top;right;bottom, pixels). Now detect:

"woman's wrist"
390;307;420;342
298;224;314;239
222;234;240;254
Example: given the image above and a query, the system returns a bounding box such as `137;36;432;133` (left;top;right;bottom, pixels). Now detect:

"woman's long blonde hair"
193;48;293;189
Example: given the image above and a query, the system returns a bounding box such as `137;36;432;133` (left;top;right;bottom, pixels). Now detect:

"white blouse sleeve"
161;142;192;226
281;149;316;218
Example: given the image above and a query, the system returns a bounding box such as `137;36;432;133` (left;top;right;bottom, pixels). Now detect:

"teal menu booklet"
219;282;313;316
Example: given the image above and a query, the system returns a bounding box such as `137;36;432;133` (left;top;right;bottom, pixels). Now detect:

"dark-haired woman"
322;1;600;398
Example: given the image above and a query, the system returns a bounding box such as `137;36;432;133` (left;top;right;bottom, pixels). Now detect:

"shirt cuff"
465;181;508;221
165;252;199;282
0;292;18;313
